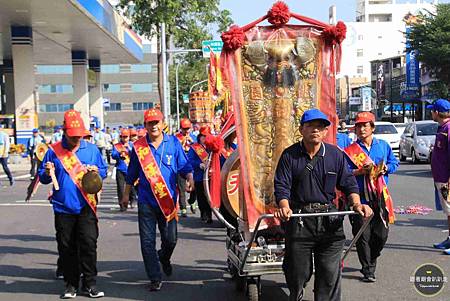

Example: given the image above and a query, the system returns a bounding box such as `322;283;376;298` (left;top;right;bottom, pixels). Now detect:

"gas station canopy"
0;0;143;64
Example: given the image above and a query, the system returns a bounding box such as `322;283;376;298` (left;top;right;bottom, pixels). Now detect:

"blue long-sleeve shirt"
336;132;352;149
111;141;133;173
346;137;399;204
126;134;193;208
38;137;107;214
187;144;209;182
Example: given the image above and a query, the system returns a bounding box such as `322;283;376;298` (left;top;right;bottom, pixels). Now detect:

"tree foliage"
118;0;233;115
407;4;450;96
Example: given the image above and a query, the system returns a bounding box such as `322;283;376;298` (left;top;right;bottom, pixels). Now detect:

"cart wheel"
235;275;246;292
247;280;259;301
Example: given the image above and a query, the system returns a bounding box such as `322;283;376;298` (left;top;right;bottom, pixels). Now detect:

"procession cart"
201;2;369;300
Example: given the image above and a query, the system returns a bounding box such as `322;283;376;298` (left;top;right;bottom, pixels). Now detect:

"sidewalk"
3;155;31;173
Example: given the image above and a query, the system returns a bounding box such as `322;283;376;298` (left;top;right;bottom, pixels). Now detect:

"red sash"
191;143;208;163
50;141;98;216
133;137;177;221
175;133;193;152
344;142;395;224
114;143;130;165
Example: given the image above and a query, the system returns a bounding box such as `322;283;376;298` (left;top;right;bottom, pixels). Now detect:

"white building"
339;0;437;80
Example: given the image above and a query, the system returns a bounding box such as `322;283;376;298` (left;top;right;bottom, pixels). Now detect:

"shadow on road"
393;218;447;229
0;234;55;242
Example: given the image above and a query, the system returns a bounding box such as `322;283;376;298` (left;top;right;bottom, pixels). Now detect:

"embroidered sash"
50;141;98;215
134;137;177;221
114;143;130;165
344;142;395;224
191;143;208;163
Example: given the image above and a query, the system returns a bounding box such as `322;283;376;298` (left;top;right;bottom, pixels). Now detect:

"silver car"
399;121;438;163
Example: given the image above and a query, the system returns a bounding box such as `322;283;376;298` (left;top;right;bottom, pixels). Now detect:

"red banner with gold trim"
344;142;395;224
114;143;130;165
191;143;208;163
133;137;177;221
50;141;98;215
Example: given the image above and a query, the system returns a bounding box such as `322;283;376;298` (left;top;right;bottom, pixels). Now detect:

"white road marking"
0;174;29;179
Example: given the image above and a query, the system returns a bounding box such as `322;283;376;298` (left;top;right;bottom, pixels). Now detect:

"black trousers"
116;170;136;208
350;208;389;277
0;157;13;182
105;149;111;165
283;215;345;301
54;206;99;288
29;154;38;177
177;175;187;211
194;181;211;220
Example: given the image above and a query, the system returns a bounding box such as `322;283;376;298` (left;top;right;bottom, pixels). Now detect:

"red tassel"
267;1;291;26
221;25;245;51
205;135;225;153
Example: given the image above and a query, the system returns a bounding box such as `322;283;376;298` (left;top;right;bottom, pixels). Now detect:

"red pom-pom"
221;25;245;51
322;21;347;45
205;135;225;153
268;1;290;26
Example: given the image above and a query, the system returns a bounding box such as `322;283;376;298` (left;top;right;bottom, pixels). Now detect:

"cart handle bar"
240;211;369;271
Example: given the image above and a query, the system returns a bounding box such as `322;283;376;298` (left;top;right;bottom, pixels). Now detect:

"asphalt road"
0;162;449;300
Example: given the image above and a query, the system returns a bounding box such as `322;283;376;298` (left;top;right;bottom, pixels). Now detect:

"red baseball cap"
63;109;86;137
144;108;164;123
120;129;130;137
180;118;192;129
83;129;92;138
355;111;375;124
199;125;211;136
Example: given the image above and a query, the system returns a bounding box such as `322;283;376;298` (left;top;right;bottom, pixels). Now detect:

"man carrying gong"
38;109;107;299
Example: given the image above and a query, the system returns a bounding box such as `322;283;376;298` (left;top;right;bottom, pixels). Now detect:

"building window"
38;84;73;94
368;14;392;22
119;64;131;73
39;103;74;112
378;35;383;39
36;65;72;74
100;64;120;73
132;84;153;93
358;35;364;40
130;64;152;73
357;65;364;74
143;44;152;53
378;52;383;56
357;49;364;57
102;84;121;93
133;102;154;111
105;103;122;111
121;84;132;92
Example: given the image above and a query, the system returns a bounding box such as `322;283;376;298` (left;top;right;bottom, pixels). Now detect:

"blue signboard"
403;27;420;100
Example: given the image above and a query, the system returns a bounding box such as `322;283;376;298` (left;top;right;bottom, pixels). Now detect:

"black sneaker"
60;285;77;299
82;286;104;298
362;275;376;283
9;178;15;186
148;280;162;291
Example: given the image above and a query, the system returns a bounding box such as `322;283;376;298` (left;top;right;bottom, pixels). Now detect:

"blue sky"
219;0;449;25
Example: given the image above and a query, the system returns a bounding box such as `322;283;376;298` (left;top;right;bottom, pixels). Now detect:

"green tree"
407;4;450;98
118;0;232;116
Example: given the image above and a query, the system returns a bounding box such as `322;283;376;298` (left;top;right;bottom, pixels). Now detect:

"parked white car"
399;121;437;163
373;122;401;154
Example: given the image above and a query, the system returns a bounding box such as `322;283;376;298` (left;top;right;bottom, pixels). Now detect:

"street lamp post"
175;62;180;129
189;79;208;94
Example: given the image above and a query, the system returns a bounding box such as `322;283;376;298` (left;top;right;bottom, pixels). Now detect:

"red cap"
137;128;147;137
63;110;86;137
355;111;375;124
144;108;164;123
199;125;211;136
180;118;192;129
83;129;92;138
130;129;138;136
120;129;130;137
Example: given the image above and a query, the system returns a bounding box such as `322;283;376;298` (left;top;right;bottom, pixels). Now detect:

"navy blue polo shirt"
274;142;359;207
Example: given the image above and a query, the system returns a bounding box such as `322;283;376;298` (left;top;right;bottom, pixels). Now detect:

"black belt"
293;202;334;213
